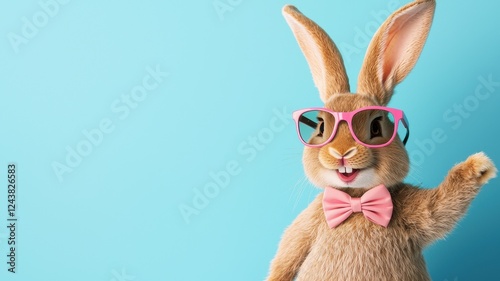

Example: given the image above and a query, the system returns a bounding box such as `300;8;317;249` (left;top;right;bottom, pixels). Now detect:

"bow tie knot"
350;197;362;213
322;184;393;228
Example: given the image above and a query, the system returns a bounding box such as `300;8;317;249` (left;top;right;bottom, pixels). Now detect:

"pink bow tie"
322;184;393;228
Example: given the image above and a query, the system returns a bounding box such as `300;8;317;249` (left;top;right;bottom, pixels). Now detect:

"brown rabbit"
266;1;497;280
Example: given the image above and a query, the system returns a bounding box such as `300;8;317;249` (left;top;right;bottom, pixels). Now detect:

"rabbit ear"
357;0;435;105
283;5;350;102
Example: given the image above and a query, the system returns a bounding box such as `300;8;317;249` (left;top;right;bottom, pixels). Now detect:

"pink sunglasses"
292;106;410;148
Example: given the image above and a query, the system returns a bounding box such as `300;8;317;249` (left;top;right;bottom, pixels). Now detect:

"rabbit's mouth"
336;167;360;183
320;166;378;188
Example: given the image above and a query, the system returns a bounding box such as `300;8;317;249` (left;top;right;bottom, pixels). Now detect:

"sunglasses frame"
292;106;410;148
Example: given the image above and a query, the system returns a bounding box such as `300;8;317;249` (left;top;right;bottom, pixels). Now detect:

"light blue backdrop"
1;0;499;280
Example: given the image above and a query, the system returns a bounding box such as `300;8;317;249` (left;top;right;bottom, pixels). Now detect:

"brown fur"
267;1;497;280
268;154;495;281
282;5;350;101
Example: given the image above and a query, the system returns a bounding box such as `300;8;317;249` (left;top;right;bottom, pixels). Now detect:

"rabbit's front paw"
458;152;497;187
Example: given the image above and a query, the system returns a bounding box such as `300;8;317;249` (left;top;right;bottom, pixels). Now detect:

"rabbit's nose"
328;147;358;160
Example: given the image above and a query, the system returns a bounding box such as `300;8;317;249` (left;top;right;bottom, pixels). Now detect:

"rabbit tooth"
345;167;353;173
338;166;346;173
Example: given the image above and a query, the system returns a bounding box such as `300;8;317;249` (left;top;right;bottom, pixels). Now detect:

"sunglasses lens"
297;110;333;146
352;109;396;146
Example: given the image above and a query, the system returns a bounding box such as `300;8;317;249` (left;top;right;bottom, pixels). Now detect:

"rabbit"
266;0;497;280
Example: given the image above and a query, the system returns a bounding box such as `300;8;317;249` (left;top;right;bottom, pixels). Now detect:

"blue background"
1;0;499;280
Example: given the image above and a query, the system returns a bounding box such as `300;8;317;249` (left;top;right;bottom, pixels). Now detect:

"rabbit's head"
283;0;435;189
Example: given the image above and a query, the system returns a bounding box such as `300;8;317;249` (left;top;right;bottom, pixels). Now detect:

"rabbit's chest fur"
296;188;430;281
